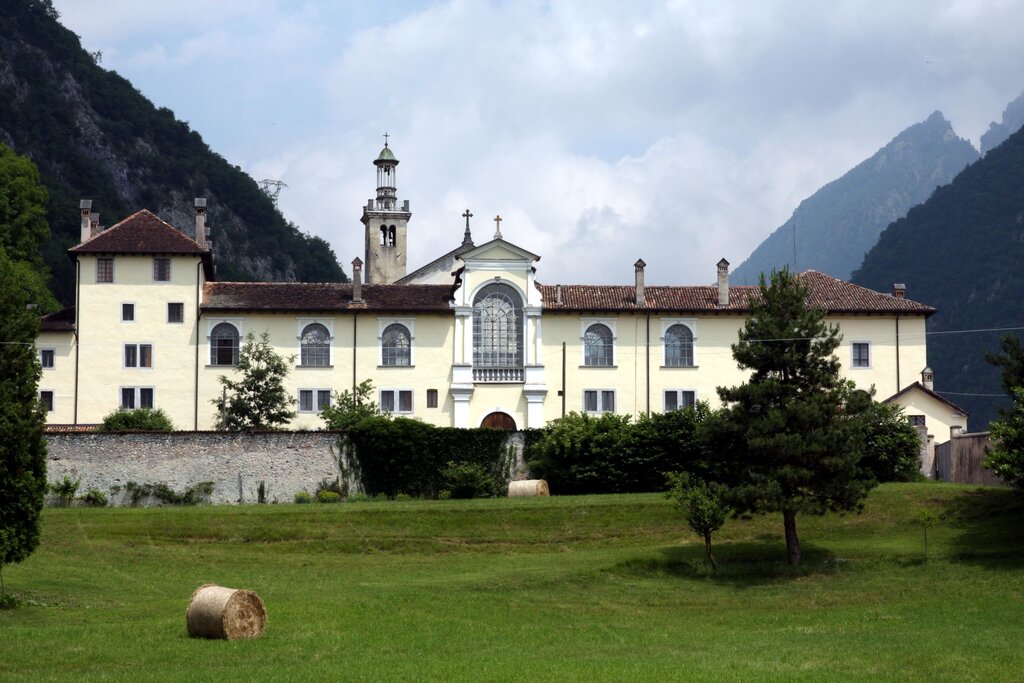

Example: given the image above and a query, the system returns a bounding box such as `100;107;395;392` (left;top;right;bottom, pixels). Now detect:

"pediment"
459;238;539;264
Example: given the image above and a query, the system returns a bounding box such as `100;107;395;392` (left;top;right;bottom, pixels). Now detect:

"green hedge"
346;418;511;499
527;406;713;495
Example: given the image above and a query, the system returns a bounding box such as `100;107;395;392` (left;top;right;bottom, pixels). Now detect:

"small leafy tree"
99;407;174;432
709;269;876;566
852;394;922;482
213;332;296;430
914;508;938;559
320;380;385;431
665;472;728;570
984;387;1024;488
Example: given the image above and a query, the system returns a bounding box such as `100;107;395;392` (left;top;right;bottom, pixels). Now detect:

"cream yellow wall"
534;313;925;421
37;330;76;424
73;254;204;427
886;389;967;445
197;311;456;430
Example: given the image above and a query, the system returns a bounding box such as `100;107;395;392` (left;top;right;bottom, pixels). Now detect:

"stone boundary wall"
46;431;345;506
45;430;529;506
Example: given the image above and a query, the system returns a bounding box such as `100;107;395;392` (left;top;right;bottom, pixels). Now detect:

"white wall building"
38;143;937;432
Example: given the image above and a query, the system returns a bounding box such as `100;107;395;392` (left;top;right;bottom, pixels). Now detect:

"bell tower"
362;135;411;284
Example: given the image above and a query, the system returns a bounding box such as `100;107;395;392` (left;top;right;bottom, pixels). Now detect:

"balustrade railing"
473;367;524;383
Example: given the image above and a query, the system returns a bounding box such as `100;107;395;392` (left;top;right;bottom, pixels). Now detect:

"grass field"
2;483;1023;681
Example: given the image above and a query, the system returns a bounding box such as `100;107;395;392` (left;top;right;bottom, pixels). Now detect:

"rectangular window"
584;389;615;414
124;343;153;368
380;389;413;414
122;303;135;322
97;257;113;283
40;348;55;369
909;415;926;427
852;342;871;368
119;387;154;409
40;390;54;412
427;389;438;408
153;257;171;282
298;389;333;413
167;303;184;323
664;390;696;412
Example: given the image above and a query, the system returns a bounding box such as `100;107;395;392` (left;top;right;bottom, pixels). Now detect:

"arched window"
665;324;694;367
387;225;396;246
300;323;331;367
210;323;239;366
584;324;614;366
473;283;523;371
379;226;387;246
381;323;411;366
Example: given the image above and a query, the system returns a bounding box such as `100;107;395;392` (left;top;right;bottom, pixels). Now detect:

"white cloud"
55;0;1024;285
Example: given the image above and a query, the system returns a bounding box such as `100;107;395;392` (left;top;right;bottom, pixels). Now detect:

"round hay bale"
186;584;266;640
507;479;550;497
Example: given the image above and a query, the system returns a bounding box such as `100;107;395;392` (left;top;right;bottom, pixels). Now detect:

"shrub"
49;475;79;506
257;481;267;504
528;405;712;495
315;476;347;499
347;417;508;498
855;398;922;482
442;461;497;499
79;488;107;507
98;407;174;432
316;490;341;504
293;491;312;504
124;481;213;506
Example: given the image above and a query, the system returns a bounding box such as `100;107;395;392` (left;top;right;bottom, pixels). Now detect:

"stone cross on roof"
493;214;503;240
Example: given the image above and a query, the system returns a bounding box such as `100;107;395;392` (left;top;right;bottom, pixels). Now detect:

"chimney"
717;258;730;306
893;283;906;299
79;200;92;243
634;259;646;306
352;257;363;302
555;284;562;305
194;198;208;248
921;366;934;391
90;213;101;238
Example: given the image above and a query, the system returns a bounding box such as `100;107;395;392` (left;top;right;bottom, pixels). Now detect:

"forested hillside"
733;112;978;284
0;0;346;305
853;126;1024;429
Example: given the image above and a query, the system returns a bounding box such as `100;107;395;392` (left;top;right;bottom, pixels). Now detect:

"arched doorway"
481;412;516;430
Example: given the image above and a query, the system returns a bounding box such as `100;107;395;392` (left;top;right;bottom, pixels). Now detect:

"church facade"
38;143;935;431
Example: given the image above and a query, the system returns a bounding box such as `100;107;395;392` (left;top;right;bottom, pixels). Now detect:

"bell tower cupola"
362;134;412;284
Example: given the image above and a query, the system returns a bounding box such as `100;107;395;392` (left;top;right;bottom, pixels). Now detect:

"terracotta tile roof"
40;307;76;332
202;282;456;313
44;424;100;433
538;270;935;315
70;209;208;256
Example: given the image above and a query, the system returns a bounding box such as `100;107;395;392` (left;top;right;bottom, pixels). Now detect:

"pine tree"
0;247;48;590
711;269;875;566
213;332;296;430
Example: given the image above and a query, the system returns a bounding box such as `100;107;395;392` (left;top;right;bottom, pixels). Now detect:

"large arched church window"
664;324;694;367
381;323;412;366
473;283;524;380
584;323;614;366
300;323;331;367
210;323;240;366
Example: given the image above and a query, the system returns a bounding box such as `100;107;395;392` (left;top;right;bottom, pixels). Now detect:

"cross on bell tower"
361;136;412;284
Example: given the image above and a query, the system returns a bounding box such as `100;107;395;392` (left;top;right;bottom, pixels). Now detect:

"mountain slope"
853;125;1024;430
980;90;1024;155
0;0;346;305
733;112;979;284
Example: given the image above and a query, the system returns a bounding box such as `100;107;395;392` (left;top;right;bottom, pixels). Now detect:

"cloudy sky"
53;0;1024;285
